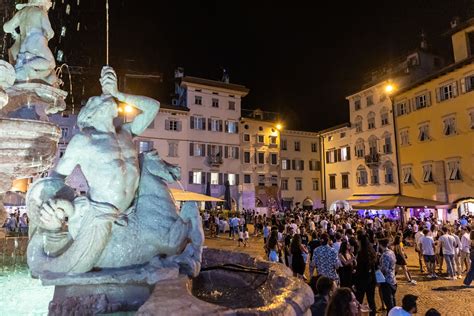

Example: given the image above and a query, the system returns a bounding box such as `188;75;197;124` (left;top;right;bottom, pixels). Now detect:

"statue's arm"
116;92;160;136
3;12;20;34
53;134;86;177
41;11;55;40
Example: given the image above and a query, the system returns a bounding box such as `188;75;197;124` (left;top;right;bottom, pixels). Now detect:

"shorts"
424;255;436;263
238;238;243;242
269;250;279;262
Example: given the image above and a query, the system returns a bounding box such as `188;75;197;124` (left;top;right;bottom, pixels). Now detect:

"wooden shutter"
207;172;211;184
208;118;212;131
165;119;170;130
190;116;195;129
219;120;223;132
452;81;458;97
292;160;296;170
235;147;240;159
235;123;239;133
224;146;229;158
426;92;432;106
300;160;304;170
189;143;194;156
219;146;223;156
235;174;240;185
177;121;182;131
224;121;229;133
218;173;223;185
224;173;229;183
435;88;441;103
460;78;467;94
207;144;212;156
326;151;330;163
201;144;206;156
189;171;193;184
201;172;206;184
346;146;351;160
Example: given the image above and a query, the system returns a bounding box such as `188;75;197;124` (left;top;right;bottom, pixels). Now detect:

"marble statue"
26;66;204;278
3;0;58;86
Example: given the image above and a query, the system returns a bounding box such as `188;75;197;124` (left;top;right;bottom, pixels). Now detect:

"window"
370;168;379;185
192;171;202;184
368;136;378;155
228;174;237;185
281;179;288;190
357;166;368;185
341;146;351;161
190;116;206;130
328;136;333;141
418;124;430;142
402;167;413;184
400;130;409;146
341;174;349;189
168;141;178;157
355;139;365;158
311;142;318;152
244;151;251;163
383;135;392;154
269;136;277;145
210;172;219;185
340;132;346;138
281;139;287;150
295;178;303;191
380;108;389;125
422;164;433;183
309;160;320;171
257;135;265;144
258;175;265;186
257;152;265;164
208;118;222;132
294;141;301;151
270;153;278;165
329;175;336;190
384;164;394;183
367;112;376;129
312;179;319;191
415;94;428;109
355;116;363;133
271;175;278;186
244;174;252;184
462;75;474;93
243;133;250;142
443;117;456;136
366;95;374;106
212;98;219;108
165;119;181;131
228;101;235;110
447;160;461;181
139;140;153;153
281;159;291;170
354;98;361;111
190;143;206;157
226;120;238;133
294;159;304;170
438;83;457;102
396;102;408;116
195;95;202;105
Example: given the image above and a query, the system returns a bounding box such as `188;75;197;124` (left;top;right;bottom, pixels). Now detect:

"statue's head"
16;0;53;11
142;150;181;183
77;95;118;131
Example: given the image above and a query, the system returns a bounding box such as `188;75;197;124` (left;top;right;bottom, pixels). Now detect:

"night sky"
62;0;473;131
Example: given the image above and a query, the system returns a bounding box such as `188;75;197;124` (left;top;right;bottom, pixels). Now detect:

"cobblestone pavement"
204;230;474;316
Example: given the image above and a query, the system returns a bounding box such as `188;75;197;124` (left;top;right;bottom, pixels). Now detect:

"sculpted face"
78;95;118;130
145;151;181;183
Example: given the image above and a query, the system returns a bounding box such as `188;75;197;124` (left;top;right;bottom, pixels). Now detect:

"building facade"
394;19;474;217
280;130;322;210
320;124;353;211
239;110;281;210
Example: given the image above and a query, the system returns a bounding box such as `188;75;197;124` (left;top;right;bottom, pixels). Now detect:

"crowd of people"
2;209;29;234
202;207;473;315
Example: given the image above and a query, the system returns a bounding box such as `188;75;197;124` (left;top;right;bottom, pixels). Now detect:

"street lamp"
276;123;283;131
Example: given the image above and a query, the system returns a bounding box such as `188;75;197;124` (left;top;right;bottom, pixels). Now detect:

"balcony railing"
207;154;223;166
364;153;380;166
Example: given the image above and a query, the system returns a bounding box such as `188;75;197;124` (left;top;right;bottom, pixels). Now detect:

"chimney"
450;16;460;29
221;68;230;83
420;30;428;50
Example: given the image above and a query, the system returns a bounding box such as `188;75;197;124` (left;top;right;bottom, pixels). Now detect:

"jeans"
444;254;455;277
380;282;397;312
463;252;474;286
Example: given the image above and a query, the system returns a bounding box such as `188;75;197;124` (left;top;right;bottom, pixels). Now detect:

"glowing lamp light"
124;104;133;113
385;84;394;94
118;107;123;113
276;123;283;130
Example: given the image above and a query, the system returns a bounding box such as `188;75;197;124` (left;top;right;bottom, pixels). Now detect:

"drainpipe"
390;94;402;196
320;134;327;210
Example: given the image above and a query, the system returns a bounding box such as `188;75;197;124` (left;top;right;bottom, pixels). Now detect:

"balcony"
364;153;380;166
207;154;223;167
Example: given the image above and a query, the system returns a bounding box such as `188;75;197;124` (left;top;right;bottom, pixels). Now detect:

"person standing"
462;230;474;287
393;235;416;284
338;241;356;288
290;234;307;279
414;227;425;272
419;229;437;278
379;238;397;312
311;233;340;283
439;227;457;279
460;226;471;274
354;234;377;316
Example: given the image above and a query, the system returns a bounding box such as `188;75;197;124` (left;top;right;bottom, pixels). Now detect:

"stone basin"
0;118;60;183
137;248;314;315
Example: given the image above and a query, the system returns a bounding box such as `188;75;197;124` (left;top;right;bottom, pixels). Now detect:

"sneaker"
409;279;417;285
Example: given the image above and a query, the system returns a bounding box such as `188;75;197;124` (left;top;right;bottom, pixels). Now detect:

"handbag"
375;269;386;283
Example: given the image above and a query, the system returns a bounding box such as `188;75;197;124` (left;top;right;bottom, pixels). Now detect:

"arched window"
354;116;363;133
368;135;378;155
357;165;368;185
355;138;365;158
380;107;389;126
383;161;394;183
367;112;376;130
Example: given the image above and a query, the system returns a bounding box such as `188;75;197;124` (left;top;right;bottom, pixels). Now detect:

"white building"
320;124;353;211
280;129;322;210
239;109;281;210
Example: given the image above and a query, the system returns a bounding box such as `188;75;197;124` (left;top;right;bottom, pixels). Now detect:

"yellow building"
394;18;474;217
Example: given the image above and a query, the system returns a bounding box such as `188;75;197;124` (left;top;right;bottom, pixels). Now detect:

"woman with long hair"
393;234;416;284
325;287;359;316
354;234;377;316
338;241;356;287
267;229;280;263
291;234;307;278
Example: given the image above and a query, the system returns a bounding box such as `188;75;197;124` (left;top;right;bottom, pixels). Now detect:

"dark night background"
44;0;474;130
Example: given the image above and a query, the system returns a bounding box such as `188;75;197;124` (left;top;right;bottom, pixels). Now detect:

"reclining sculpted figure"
27;66;204;277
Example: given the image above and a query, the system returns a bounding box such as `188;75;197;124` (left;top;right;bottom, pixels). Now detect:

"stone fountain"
0;1;313;315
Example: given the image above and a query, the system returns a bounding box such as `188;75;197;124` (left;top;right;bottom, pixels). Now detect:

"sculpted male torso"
52;67;159;212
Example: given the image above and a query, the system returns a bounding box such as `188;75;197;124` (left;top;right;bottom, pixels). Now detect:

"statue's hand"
38;199;74;231
100;66;119;97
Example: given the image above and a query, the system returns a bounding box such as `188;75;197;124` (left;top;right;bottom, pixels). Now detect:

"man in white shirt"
439;227;457;279
320;217;328;231
414;229;425;272
453;231;462;278
419;229;436;278
460;226;471;273
388;294;418;316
